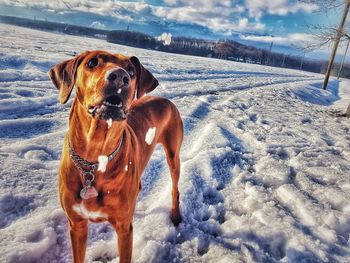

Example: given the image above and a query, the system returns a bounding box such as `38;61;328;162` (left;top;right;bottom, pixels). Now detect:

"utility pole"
300;52;305;70
338;37;350;79
282;54;286;67
266;41;274;65
322;0;350;90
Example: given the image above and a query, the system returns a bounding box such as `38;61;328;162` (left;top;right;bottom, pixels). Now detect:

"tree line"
108;31;349;78
1;14;348;78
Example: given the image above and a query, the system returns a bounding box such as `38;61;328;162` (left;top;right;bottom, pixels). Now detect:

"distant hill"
0;15;108;39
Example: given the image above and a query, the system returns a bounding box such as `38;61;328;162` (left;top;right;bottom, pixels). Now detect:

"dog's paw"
170;211;182;226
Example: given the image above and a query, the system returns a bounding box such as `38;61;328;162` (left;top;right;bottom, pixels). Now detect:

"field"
1;24;350;263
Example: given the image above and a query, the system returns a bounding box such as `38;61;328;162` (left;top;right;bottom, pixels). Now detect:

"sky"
0;0;346;60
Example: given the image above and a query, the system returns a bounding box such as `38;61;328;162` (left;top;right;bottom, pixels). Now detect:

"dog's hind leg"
161;114;183;226
168;151;182;226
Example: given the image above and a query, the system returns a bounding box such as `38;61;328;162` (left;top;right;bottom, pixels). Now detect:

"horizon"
0;0;347;62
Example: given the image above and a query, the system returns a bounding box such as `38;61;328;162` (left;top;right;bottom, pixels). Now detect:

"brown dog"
48;50;183;263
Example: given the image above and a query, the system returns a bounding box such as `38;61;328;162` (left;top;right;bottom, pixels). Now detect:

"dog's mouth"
88;95;127;121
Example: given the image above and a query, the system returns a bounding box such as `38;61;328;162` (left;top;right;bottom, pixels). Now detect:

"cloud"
154;1;264;34
245;0;319;20
239;33;316;46
2;0;266;35
1;0;140;22
89;21;106;30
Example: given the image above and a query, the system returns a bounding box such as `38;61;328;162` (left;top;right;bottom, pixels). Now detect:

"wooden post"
346;103;350;117
322;0;350;89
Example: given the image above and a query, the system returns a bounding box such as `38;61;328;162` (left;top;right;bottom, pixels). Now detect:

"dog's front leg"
114;221;133;263
69;219;88;263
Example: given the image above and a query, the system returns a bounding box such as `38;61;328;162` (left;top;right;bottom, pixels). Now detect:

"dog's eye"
127;68;135;77
87;57;98;69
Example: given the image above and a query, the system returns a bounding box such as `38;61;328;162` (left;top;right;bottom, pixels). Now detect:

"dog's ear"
130;56;159;99
48;51;89;104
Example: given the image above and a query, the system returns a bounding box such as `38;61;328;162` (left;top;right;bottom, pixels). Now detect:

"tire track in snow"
156;71;313;83
160;77;323;100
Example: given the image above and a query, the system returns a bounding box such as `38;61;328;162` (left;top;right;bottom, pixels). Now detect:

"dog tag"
80;186;98;199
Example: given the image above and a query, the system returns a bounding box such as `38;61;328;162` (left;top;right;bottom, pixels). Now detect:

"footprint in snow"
0;194;36;228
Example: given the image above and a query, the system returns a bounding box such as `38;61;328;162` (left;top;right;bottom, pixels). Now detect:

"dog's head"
48;50;158;121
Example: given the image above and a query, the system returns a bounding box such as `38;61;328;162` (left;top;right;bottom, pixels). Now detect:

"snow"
1;24;350;263
334;79;350;110
145;127;156;145
97;155;109;173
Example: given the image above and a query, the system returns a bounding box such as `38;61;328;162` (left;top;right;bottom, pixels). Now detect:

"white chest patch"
72;203;108;220
145;127;156;145
98;155;109;172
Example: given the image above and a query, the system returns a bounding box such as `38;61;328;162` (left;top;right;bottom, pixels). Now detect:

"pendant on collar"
80;179;98;199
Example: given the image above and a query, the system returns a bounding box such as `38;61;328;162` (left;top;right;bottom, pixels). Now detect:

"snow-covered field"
1;24;350;263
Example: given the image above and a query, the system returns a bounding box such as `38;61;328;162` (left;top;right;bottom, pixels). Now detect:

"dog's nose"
107;69;130;86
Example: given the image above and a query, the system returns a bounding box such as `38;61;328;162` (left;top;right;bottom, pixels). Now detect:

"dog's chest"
71;191;121;222
71;177;137;222
72;202;108;221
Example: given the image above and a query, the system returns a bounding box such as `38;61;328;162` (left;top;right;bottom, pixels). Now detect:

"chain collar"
67;131;125;188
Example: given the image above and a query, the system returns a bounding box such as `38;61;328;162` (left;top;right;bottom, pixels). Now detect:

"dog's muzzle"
88;95;127;121
88;68;132;121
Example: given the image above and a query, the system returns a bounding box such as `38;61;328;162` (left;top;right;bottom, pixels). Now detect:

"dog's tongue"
80;186;98;199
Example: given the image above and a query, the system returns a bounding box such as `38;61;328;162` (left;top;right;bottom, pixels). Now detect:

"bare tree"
322;1;350;89
300;0;344;10
214;42;234;60
299;0;350;89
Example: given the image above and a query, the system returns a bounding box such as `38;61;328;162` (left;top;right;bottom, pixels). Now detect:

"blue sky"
0;0;344;60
